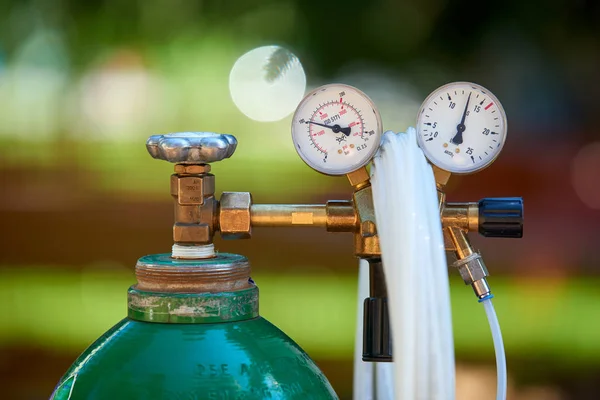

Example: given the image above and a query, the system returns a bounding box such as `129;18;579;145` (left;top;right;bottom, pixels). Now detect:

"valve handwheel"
146;132;237;164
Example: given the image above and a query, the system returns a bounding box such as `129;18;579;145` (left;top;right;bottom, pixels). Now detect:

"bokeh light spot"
229;45;306;122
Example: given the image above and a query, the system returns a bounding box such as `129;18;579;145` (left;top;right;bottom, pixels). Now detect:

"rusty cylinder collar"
134;253;252;293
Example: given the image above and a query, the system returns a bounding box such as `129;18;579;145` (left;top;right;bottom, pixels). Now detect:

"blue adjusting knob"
478;197;523;238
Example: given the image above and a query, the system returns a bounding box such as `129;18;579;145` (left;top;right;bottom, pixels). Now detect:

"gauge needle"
451;92;471;145
306;121;351;136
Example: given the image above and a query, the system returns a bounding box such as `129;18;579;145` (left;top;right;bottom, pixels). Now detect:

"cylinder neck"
128;253;258;324
135;253;251;293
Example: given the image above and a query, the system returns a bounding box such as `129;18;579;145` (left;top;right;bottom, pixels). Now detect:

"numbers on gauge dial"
291;84;382;175
416;82;507;174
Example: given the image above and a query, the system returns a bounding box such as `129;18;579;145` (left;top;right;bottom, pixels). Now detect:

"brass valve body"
170;164;217;246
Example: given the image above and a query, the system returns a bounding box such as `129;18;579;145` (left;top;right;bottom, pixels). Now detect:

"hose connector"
452;253;491;300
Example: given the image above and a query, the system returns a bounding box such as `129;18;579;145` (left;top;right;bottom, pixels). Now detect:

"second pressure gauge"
292;84;382;175
416;82;507;174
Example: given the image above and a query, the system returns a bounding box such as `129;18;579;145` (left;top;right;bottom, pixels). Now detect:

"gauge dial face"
416;82;507;174
291;84;382;175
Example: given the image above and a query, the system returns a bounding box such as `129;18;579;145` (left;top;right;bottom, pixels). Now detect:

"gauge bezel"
416;81;508;175
291;83;383;176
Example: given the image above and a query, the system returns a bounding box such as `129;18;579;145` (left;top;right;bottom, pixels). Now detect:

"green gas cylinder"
51;254;338;399
53;132;338;399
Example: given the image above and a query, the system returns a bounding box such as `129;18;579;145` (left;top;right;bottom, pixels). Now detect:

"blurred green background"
0;0;599;399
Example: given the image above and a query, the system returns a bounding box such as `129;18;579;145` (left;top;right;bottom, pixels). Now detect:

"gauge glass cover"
291;84;383;175
416;81;507;174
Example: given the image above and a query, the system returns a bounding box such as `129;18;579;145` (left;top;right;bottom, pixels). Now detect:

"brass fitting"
353;185;380;258
248;201;356;231
250;204;327;227
345;167;380;258
215;166;375;258
443;203;479;232
346;167;370;190
447;225;491;300
441;202;479;250
326;200;358;232
171;164;217;245
453;253;491;299
174;164;211;175
219;192;252;239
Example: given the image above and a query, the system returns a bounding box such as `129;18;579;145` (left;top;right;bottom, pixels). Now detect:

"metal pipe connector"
447;226;475;259
448;226;492;299
249;201;358;231
442;202;479;232
250;204;327;227
452;253;491;299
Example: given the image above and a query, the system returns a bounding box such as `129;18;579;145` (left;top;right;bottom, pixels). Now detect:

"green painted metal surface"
51;317;338;400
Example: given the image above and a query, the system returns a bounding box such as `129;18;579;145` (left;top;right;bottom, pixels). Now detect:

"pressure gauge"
416;82;507;174
291;84;383;175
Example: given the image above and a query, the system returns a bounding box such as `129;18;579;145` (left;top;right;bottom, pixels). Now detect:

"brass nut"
354;233;380;258
346;167;370;189
174;164;211;174
219;192;252;239
353;185;380;257
361;220;377;237
173;224;211;244
326;200;357;232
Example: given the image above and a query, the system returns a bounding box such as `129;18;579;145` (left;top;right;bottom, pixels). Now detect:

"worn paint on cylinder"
127;286;259;323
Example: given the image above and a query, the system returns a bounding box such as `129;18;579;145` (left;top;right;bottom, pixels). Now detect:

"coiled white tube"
371;128;454;400
363;128;505;400
481;298;507;400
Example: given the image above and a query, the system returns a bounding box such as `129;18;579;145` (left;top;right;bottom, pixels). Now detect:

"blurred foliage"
2;266;600;366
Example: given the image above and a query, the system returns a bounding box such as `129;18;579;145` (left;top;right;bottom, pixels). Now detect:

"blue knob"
478;197;523;238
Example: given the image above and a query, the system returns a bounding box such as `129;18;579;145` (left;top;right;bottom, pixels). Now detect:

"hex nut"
219;192;252;239
454;254;488;285
173;224;211;244
174;164;211;174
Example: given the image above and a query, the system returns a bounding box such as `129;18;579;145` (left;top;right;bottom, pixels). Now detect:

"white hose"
419;148;455;394
481;298;507;400
362;128;504;400
375;362;395;400
371;128;454;400
372;130;416;399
